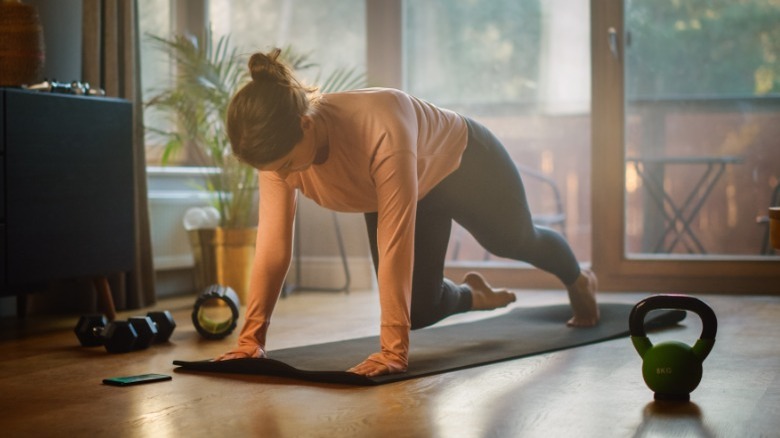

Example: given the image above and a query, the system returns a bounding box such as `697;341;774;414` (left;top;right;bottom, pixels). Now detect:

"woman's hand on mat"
214;345;266;361
347;352;408;377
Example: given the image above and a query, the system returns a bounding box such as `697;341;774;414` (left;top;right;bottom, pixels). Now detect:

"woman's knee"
410;310;437;330
409;279;470;329
409;293;443;329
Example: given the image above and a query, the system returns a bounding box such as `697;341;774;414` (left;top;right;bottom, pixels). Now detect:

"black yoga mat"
174;303;685;386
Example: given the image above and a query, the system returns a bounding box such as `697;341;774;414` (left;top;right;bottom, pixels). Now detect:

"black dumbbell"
146;310;176;343
74;311;176;353
74;314;139;353
128;316;159;348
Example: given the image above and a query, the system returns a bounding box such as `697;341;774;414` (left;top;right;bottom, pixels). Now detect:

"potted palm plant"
146;32;365;299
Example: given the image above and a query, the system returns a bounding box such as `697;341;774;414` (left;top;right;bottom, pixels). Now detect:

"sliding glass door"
592;0;780;293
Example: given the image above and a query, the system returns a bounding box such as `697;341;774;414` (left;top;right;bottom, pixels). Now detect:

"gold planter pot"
188;227;257;303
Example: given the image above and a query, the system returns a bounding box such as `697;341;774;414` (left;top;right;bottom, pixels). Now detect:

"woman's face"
257;116;318;178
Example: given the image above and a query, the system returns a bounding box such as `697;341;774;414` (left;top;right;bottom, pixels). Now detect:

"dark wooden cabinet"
1;88;134;295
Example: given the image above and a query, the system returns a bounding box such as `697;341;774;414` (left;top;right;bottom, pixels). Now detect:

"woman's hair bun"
248;48;288;84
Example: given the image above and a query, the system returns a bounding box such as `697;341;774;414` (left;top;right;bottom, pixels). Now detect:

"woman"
217;49;599;377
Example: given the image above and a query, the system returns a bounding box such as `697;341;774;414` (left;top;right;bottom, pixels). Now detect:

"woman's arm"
348;151;418;376
216;172;297;360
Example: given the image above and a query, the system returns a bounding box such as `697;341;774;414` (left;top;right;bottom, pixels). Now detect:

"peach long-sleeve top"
239;88;468;370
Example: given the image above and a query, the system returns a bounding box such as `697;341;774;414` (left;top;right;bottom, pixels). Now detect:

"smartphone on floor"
103;373;172;387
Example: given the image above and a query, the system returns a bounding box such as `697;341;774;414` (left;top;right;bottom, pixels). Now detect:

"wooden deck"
1;289;778;437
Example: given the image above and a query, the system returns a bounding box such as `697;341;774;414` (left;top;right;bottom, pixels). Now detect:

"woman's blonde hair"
227;48;319;167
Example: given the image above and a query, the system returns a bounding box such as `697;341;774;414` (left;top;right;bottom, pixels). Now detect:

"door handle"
608;27;620;59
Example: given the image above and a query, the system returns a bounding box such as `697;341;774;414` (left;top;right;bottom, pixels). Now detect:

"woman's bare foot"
463;272;516;311
566;268;599;327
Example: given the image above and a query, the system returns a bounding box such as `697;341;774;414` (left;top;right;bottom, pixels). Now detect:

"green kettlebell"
629;294;717;401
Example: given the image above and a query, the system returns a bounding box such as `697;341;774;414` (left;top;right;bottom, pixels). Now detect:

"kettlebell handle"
630;294;717;362
629;295;717;340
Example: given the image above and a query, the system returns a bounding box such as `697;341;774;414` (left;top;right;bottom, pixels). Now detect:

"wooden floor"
1;288;779;437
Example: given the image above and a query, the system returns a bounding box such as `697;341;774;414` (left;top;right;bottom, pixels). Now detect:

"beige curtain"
82;0;156;309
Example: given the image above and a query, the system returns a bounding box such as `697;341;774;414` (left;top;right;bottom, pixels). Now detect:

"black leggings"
364;117;581;329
